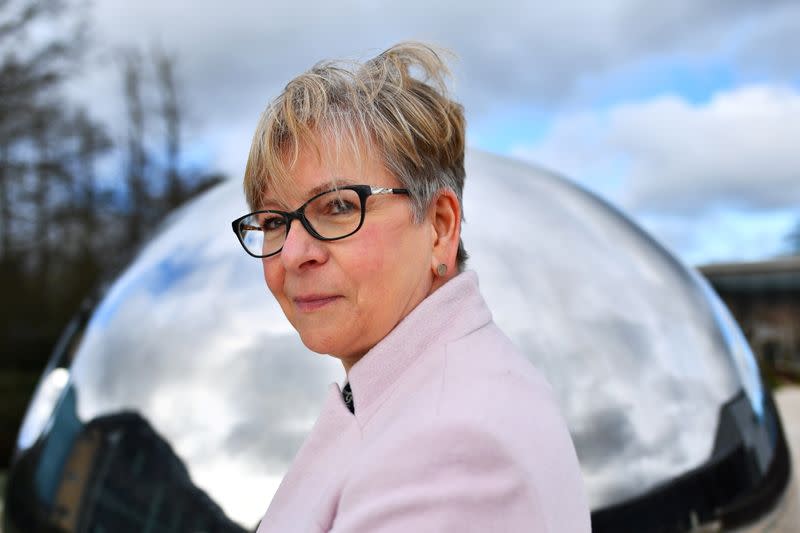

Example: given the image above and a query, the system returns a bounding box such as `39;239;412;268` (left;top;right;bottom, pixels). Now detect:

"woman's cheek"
262;260;284;300
349;225;387;274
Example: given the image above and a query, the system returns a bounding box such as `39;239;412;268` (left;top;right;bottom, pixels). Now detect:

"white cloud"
57;0;799;263
66;0;796;181
636;210;798;266
82;0;789;108
733;2;800;80
620;86;800;212
512;84;800;263
515;84;800;214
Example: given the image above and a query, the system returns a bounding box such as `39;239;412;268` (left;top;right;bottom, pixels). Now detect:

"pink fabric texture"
257;271;591;532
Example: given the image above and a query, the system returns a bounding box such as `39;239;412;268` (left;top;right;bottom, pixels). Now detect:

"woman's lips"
293;295;342;312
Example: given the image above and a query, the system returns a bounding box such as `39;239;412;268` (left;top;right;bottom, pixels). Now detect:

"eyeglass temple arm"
370;187;408;195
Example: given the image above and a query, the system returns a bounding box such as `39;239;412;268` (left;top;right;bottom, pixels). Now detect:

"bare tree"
786;221;800;256
0;0;90;369
0;139;16;260
0;0;72;261
154;47;184;210
72;108;112;260
0;1;230;470
121;50;149;247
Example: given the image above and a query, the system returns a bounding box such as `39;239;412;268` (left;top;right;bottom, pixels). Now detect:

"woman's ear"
429;189;461;278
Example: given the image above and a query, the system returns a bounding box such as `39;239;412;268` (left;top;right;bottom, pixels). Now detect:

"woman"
233;42;591;532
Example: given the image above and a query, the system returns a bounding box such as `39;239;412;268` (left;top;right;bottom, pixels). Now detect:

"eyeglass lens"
238;188;363;256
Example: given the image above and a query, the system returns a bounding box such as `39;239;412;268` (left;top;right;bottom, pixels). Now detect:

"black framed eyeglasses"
231;184;410;258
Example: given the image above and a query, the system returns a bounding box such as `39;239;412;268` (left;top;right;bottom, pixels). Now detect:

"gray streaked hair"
243;41;468;269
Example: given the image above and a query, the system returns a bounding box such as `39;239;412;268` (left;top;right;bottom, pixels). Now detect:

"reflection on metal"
51;425;99;531
11;384;247;532
16;368;70;451
6;149;792;532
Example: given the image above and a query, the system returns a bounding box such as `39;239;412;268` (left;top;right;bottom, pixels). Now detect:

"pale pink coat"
257;271;591;532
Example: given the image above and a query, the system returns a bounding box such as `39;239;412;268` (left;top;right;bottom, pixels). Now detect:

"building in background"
700;257;800;382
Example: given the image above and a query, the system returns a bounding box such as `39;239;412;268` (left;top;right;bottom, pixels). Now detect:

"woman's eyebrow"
303;178;356;198
262;178;358;210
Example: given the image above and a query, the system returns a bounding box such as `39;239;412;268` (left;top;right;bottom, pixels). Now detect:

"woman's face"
261;142;435;370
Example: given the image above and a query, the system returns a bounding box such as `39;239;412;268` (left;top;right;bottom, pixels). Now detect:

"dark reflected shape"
7;385;248;533
592;392;791;531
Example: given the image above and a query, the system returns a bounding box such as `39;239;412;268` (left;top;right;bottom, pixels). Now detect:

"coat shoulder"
439;322;558;420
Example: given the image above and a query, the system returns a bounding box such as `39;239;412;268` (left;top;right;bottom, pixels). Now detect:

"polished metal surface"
12;149;773;529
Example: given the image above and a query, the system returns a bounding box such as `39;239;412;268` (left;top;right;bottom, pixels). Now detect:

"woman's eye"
326;199;357;215
262;217;286;232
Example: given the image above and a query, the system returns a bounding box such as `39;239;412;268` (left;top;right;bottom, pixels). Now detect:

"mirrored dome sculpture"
6;150;793;532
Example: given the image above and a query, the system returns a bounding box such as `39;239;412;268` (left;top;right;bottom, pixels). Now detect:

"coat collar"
345;270;492;423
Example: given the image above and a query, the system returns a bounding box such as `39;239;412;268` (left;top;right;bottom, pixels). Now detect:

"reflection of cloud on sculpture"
66;150;760;523
463;151;741;506
70;182;342;526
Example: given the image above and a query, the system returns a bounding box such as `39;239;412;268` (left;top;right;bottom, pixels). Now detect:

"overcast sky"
72;0;800;265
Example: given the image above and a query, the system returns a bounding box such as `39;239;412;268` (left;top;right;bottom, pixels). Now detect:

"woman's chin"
298;328;345;356
299;330;369;365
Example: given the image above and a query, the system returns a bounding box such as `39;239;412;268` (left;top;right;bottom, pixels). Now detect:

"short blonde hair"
243;41;468;268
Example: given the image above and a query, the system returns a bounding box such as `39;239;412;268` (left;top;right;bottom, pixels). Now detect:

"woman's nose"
280;218;327;270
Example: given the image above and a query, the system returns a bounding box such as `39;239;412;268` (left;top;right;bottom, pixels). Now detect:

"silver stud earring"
436;263;447;277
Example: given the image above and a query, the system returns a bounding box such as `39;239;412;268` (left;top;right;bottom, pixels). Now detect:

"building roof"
698;256;800;292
